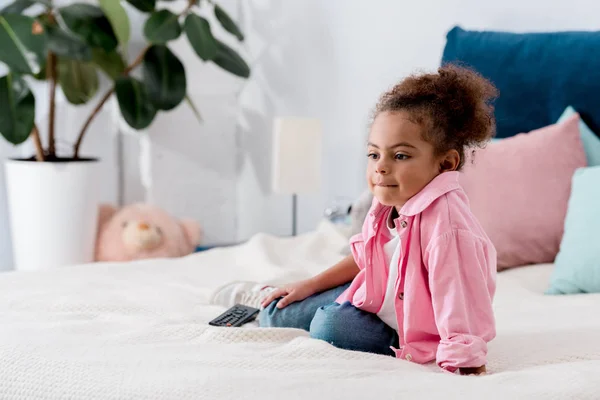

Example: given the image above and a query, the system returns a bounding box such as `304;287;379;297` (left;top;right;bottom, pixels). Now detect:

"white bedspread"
1;221;599;399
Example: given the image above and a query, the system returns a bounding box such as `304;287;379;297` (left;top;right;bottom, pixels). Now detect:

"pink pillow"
459;113;586;270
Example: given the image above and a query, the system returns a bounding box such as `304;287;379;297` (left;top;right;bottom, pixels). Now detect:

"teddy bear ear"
98;203;118;228
180;219;203;246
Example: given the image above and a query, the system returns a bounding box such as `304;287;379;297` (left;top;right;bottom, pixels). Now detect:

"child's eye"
395;153;410;160
367;152;379;160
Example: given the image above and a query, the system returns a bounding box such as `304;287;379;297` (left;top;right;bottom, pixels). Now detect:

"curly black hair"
373;64;499;170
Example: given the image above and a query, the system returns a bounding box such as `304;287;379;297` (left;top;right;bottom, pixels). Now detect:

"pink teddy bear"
95;203;203;262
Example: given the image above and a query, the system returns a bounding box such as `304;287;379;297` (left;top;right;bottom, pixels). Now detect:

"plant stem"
72;87;115;159
47;51;57;157
72;45;149;159
31;124;45;162
72;3;196;159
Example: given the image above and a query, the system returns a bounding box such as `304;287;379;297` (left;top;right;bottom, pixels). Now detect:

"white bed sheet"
0;221;598;399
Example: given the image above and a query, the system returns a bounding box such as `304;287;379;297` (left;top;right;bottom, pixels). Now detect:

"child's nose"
376;161;389;174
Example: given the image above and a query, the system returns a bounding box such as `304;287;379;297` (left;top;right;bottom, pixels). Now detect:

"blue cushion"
441;26;600;139
558;106;600;167
546;166;600;294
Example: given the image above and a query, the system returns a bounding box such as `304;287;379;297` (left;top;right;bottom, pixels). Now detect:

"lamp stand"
292;193;298;236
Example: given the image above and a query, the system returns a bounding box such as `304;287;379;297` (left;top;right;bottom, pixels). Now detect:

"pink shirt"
336;171;497;372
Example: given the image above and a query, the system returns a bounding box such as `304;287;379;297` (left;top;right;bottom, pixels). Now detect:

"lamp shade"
271;117;322;195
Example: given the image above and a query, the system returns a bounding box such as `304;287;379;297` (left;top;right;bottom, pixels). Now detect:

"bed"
0;220;599;399
3;26;600;399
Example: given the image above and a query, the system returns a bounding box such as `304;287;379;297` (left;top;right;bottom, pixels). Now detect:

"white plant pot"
5;159;100;271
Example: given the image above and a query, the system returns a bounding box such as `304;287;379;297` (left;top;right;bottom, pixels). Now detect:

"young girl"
211;65;498;376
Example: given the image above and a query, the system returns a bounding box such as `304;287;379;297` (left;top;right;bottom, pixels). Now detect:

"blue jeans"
258;283;399;356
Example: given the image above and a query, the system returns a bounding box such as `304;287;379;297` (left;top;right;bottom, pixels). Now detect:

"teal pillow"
546;166;600;294
558;106;600;166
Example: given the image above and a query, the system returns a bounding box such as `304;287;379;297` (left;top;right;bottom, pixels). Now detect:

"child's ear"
439;150;460;172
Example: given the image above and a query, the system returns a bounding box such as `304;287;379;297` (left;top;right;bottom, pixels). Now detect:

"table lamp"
271;117;322;236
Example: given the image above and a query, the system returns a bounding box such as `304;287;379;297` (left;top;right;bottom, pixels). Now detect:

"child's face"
366;111;450;208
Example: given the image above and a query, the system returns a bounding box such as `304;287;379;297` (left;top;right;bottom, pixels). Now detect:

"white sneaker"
209;281;277;309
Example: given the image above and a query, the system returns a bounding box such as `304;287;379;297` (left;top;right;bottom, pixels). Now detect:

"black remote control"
209;304;260;327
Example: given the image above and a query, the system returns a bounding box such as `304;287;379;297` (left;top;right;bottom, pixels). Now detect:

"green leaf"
142;45;185;111
47;26;91;61
115;76;157;130
0;14;47;75
0;74;35;145
98;0;130;47
214;4;243;41
58;3;103;18
185;94;202;122
184;13;217;61
91;47;125;79
57;59;99;105
58;4;119;52
212;39;249;78
125;0;155;13
143;10;181;44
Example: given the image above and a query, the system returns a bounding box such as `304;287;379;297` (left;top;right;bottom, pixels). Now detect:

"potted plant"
0;0;250;271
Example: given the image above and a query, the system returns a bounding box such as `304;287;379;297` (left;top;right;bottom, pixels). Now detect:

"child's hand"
459;366;487;376
260;279;319;309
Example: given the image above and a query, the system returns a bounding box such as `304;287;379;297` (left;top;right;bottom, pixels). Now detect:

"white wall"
234;0;600;240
